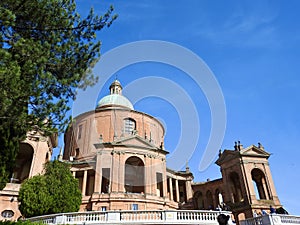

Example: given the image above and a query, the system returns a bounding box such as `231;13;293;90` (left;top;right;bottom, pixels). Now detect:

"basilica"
0;80;282;222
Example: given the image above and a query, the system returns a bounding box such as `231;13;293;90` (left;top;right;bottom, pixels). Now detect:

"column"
263;163;277;201
169;177;173;200
72;171;76;177
94;153;102;193
175;179;179;202
162;162;168;198
185;179;193;201
118;153;125;192
262;178;269;200
82;170;87;196
110;153;118;192
144;155;151;195
151;158;156;195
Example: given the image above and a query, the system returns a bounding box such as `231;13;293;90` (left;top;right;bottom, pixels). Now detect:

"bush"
18;161;82;218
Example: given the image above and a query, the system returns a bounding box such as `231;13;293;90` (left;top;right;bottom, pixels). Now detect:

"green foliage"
18;175;50;218
0;220;43;225
43;160;82;214
0;0;117;189
18;160;82;218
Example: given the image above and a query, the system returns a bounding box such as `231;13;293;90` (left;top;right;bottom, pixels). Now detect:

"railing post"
165;211;177;222
55;215;67;224
261;215;274;225
107;211;121;223
269;215;282;225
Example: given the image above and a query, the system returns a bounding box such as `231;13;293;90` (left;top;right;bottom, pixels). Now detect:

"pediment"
93;135;169;154
216;144;270;166
240;145;270;158
113;135;160;150
215;150;239;165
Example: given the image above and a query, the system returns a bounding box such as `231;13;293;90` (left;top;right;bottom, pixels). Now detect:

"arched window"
252;168;270;200
229;172;243;203
124;156;144;193
124;118;136;135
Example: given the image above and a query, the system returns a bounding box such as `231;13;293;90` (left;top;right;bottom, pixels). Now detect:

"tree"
18;160;82;218
17;175;50;218
0;0;117;189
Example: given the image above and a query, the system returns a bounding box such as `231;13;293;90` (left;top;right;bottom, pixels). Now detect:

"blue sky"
68;0;300;214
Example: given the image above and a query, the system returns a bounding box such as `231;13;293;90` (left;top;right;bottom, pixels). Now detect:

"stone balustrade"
240;214;300;225
28;210;232;225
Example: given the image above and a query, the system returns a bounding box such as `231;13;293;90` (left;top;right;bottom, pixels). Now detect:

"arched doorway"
215;189;224;208
12;143;34;183
206;190;213;209
194;191;204;209
124;156;144;193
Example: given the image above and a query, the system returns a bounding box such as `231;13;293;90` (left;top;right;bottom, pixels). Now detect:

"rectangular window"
101;168;110;193
101;206;107;211
75;171;84;193
78;125;83;139
132;204;138;210
86;170;95;196
179;180;187;203
156;172;163;197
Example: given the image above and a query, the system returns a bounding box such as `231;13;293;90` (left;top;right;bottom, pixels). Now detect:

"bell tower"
216;142;281;221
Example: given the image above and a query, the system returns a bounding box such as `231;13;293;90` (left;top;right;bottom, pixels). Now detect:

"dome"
96;80;134;110
97;94;134;110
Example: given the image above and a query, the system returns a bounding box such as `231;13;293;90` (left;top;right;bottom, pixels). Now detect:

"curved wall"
64;108;165;159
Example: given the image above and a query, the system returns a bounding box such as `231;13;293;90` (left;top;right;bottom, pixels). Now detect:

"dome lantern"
109;80;122;95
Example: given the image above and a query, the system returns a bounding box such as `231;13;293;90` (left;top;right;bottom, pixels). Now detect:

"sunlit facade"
0;130;57;221
0;80;282;222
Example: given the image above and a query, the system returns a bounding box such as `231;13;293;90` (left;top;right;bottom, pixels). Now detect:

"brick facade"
0;80;281;222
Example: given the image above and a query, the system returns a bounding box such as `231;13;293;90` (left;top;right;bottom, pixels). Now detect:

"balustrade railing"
29;214;57;224
28;210;231;224
66;212;107;223
240;214;300;225
280;215;300;224
240;216;264;225
177;210;220;221
121;210;163;221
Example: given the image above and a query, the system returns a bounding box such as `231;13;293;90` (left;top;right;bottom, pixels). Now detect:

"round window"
1;210;14;218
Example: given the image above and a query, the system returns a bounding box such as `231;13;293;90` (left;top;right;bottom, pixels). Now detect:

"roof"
97;94;134;110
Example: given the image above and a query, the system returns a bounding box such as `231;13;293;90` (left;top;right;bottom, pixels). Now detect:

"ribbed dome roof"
96;79;134;110
110;79;121;86
97;94;134;110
